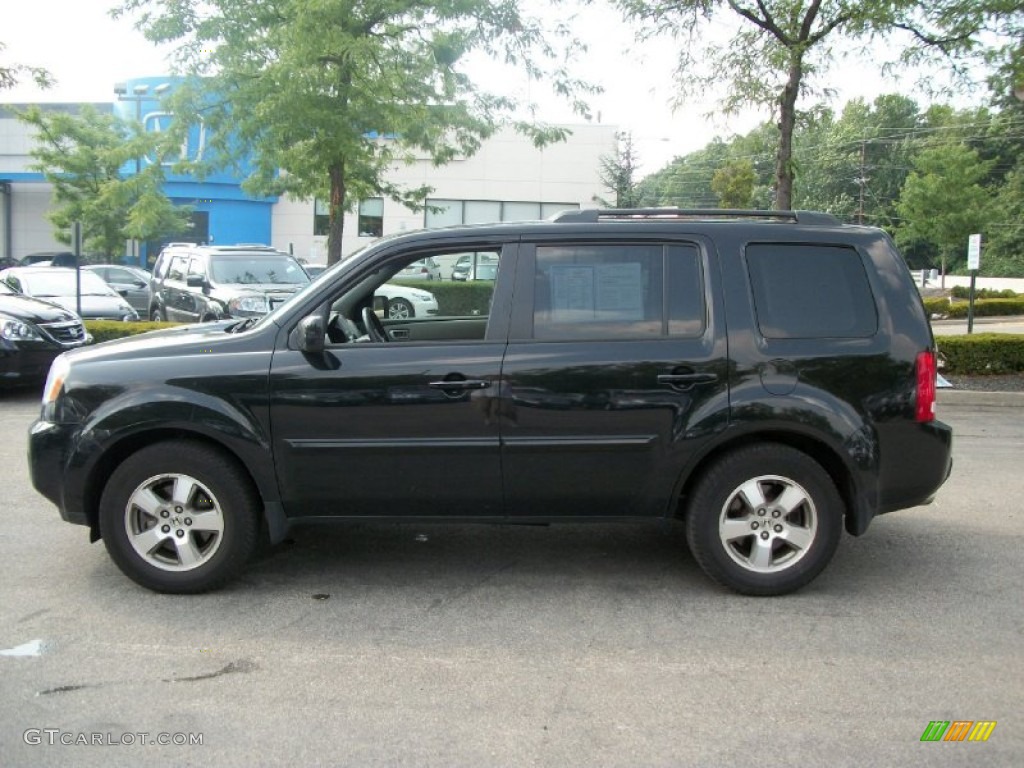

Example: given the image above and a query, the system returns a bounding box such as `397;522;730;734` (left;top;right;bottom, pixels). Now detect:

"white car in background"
375;283;438;319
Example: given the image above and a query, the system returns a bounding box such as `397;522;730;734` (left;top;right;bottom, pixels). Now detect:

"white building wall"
10;184;64;259
270;123;617;264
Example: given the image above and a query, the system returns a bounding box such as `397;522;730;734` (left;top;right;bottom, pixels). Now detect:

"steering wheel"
361;306;390;343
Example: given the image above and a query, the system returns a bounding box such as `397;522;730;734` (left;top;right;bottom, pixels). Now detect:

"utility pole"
857;140;867;225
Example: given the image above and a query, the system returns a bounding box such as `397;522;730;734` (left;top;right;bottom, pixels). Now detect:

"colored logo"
920;721;997;742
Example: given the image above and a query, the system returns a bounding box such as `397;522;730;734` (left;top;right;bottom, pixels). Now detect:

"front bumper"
29;418;90;527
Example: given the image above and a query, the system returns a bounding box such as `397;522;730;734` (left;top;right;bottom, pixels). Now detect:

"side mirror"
186;274;205;288
291;315;325;354
117;288;129;297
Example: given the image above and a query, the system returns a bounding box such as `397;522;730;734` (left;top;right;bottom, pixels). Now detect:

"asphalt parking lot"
1;387;1020;767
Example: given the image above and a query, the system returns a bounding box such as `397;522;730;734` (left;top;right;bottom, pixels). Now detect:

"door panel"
270;343;505;518
500;239;728;518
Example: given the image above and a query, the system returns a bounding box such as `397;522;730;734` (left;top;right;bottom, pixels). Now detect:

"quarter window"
746;244;877;339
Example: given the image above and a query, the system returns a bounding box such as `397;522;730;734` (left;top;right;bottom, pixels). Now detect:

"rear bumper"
878;419;954;515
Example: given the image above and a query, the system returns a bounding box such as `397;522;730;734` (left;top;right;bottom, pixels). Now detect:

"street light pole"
114;82;167;267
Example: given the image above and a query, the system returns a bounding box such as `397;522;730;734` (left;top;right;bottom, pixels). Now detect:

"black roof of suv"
29;208;952;596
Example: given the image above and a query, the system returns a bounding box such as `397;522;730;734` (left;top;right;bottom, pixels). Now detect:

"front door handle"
657;372;718;388
428;379;491;390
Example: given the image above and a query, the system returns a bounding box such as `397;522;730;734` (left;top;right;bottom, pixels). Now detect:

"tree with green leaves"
0;41;51;91
597;132;642;207
117;0;594;264
18;105;191;259
895;142;995;276
711;159;756;208
615;0;1014;211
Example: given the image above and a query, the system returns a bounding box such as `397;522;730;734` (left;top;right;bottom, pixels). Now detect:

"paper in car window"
550;263;643;322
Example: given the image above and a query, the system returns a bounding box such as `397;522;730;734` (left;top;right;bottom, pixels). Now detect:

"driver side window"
324;246;506;345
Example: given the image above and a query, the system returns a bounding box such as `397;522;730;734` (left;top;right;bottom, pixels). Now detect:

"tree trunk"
774;54;803;211
327;161;346;266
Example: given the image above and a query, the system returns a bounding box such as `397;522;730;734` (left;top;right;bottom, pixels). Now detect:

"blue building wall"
113;77;276;261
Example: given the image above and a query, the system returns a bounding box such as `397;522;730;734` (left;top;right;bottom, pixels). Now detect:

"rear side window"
532;243;704;340
746;244;877;339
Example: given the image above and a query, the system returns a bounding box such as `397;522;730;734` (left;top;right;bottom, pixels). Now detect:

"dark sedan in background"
83;264;151;314
0;281;89;385
0;267;139;322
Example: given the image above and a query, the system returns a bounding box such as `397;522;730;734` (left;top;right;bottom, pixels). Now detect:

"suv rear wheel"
99;441;259;593
685;444;842;596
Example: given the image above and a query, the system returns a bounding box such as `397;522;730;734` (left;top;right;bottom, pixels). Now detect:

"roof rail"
551;208;841;225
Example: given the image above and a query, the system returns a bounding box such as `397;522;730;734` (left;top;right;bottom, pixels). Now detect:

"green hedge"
922;297;950;316
391;280;494;316
945;298;1024;318
950;286;1018;300
923;297;1024;319
85;320;180;343
938;334;1024;375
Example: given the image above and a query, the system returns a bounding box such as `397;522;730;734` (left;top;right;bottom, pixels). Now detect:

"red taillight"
916;351;936;423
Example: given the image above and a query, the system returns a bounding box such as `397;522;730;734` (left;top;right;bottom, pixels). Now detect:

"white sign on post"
967;233;982;271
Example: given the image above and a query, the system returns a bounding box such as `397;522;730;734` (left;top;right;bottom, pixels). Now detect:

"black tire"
685;444;843;596
387;298;414;320
99;440;260;593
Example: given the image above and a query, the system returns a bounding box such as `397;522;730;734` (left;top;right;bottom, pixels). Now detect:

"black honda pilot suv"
29;209;952;595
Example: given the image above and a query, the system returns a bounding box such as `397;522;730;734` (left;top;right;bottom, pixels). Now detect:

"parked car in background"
83;264;151;315
149;244;310;322
0;280;89;385
303;264;327;278
375;283;439;319
0;267;139;321
20;251;79;267
451;252;500;281
396;257;441;281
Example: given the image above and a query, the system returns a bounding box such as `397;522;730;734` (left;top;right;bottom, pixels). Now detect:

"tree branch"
726;1;790;45
892;23;976;53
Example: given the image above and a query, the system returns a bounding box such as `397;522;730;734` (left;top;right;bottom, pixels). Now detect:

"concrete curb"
937;389;1024;407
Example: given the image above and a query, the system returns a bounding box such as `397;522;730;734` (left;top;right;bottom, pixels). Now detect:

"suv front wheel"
99;440;259;593
686;444;842;596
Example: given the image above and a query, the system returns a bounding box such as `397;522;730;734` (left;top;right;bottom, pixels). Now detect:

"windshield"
0;281;13;294
21;270;117;297
210;255;311;285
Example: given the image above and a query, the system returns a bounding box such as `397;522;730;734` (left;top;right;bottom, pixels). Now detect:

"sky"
0;0;986;177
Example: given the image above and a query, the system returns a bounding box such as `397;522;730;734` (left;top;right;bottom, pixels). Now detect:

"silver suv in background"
148;244;310;322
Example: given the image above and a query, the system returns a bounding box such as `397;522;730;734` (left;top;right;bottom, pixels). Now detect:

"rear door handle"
428;379;491;390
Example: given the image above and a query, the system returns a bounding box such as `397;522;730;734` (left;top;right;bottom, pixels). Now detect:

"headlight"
227;295;270;316
42;354;70;405
0;314;43;341
409;291;433;301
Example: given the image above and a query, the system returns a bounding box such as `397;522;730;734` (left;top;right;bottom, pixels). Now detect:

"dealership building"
0;77;616;266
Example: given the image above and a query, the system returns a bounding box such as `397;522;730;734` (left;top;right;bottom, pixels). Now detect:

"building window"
358;198;384;237
313;199;330;236
425;199;580;228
